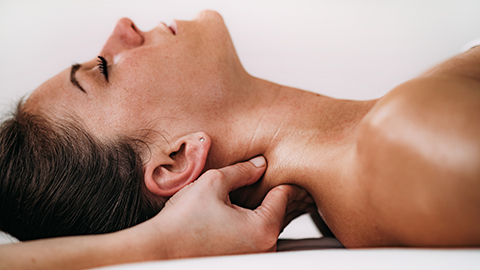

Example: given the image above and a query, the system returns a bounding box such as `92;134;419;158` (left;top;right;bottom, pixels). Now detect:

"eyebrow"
70;64;86;93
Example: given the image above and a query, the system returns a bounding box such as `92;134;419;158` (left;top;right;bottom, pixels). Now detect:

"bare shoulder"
351;74;480;247
366;74;480;156
367;74;480;165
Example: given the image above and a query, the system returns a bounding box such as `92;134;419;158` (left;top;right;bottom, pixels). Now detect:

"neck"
206;75;377;208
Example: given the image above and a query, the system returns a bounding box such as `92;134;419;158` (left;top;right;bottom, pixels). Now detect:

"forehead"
24;68;72;116
23;64;148;141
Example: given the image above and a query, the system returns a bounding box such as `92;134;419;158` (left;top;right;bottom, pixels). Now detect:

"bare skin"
25;11;480;248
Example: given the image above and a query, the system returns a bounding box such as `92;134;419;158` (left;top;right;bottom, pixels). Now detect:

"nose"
100;18;144;56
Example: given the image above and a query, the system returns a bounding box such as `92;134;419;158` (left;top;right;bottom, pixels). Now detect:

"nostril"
103;18;144;54
130;22;139;33
116;18;144;47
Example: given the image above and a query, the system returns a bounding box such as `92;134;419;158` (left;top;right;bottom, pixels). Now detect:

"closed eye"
97;56;109;82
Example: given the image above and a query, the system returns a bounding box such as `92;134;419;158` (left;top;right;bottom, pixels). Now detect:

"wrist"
118;218;172;262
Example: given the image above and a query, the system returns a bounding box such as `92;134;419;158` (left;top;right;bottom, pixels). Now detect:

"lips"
158;21;176;35
169;20;178;35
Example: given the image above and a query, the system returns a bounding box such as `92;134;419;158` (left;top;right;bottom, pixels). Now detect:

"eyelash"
97;56;109;82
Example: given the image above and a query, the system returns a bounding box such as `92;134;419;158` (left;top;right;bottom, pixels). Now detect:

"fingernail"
250;156;266;167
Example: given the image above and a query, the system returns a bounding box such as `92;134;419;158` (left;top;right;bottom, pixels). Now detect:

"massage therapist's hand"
136;156;303;259
0;156;303;270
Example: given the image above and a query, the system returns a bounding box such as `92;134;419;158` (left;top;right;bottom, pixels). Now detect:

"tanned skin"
231;46;480;248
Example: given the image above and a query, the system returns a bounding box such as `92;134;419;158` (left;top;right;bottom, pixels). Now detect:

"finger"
304;195;314;204
254;184;303;226
287;187;310;202
285;201;316;216
215;156;267;193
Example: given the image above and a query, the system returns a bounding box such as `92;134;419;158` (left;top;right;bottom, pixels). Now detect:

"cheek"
116;49;186;93
113;52;193;104
70;88;149;139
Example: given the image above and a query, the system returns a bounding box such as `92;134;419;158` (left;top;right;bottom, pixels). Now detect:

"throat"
229;83;376;209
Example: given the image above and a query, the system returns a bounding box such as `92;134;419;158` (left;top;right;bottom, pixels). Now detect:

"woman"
1;10;479;248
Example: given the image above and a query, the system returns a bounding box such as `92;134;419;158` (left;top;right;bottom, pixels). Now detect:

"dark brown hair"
0;102;163;241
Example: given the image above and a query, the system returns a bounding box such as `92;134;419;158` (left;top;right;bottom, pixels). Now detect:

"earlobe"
144;132;211;197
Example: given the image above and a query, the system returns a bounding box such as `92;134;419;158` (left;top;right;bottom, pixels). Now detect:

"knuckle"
274;185;289;194
204;169;226;181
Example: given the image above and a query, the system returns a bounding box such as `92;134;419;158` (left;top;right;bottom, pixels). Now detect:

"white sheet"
94;249;480;270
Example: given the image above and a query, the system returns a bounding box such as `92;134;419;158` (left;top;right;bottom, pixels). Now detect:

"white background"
1;0;480;244
2;0;480;109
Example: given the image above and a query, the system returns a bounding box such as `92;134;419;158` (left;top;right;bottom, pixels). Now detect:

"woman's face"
26;11;246;141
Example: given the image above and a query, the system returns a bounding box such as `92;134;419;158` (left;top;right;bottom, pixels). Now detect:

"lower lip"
158;22;176;35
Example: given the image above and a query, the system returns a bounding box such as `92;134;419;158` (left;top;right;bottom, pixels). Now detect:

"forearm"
0;227;165;270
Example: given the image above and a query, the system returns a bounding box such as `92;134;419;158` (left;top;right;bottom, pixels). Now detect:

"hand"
139;156;306;259
0;156;312;270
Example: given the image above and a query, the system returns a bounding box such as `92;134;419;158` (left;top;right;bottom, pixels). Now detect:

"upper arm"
354;75;480;247
423;45;480;81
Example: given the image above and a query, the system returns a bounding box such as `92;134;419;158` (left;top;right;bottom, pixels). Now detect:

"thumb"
216;156;267;194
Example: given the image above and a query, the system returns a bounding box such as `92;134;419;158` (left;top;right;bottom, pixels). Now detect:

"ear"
144;132;211;197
